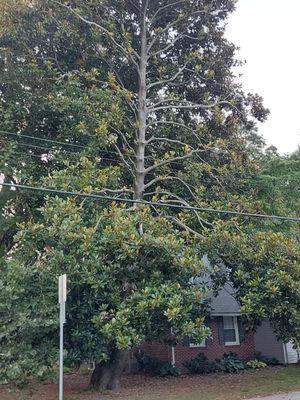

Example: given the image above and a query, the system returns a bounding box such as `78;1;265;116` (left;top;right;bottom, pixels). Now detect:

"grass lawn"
1;366;300;400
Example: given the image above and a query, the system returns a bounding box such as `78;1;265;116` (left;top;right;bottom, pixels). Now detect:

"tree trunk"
134;1;148;201
90;349;129;391
92;2;148;392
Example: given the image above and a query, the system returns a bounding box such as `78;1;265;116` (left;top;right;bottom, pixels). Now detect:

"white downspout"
283;342;288;364
171;344;176;366
170;328;176;366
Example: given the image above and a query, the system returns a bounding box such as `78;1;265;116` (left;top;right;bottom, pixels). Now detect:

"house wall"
139;341;171;363
254;320;285;364
133;316;255;369
174;317;255;367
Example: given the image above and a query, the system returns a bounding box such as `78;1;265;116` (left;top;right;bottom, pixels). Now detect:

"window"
223;316;239;346
188;335;206;348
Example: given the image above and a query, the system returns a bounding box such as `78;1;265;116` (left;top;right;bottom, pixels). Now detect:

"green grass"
150;366;300;400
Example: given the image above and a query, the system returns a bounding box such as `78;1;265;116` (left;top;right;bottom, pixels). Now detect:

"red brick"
134;317;255;369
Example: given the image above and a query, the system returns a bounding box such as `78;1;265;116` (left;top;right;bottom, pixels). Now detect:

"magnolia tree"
0;201;209;389
1;0;299;392
203;223;300;347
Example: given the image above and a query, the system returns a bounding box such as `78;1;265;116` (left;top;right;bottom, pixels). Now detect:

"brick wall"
134;317;255;369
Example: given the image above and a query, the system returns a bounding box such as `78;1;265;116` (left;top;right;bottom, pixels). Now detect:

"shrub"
217;352;246;373
135;352;180;376
159;362;181;377
184;353;217;375
255;352;280;366
135;352;164;375
246;359;267;369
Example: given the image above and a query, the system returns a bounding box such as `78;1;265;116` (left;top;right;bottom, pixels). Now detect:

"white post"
58;274;67;400
170;328;176;367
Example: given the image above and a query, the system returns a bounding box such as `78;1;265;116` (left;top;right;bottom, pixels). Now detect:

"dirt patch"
1;366;299;400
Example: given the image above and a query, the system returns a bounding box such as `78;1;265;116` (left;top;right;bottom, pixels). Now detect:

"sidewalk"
248;392;300;400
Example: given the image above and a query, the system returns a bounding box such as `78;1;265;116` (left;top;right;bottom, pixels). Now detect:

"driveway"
248;392;300;400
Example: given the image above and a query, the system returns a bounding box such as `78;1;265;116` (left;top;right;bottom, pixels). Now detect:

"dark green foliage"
0;0;298;391
255;352;280;366
204;227;300;347
217;352;246;373
0;205;208;386
135;352;180;377
135;353;164;375
184;352;217;375
158;363;181;377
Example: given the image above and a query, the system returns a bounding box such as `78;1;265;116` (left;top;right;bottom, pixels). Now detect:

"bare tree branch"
144;190;211;228
144;175;197;199
53;1;140;70
150;33;185;58
148;14;189;51
165;216;204;238
147;63;188;90
148;8;208;57
109;125;136;156
96;187;133;194
145;149;205;173
147;120;195;132
147;136;193;148
148;98;240;113
149;1;185;26
111;142;136;177
147;120;203;143
148;99;220;112
193;153;227;192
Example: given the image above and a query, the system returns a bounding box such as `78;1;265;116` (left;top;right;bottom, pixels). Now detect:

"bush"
159;362;181;377
184;353;217;375
246;359;267;369
135;352;180;376
135;352;164;375
255;352;280;366
217;352;246;373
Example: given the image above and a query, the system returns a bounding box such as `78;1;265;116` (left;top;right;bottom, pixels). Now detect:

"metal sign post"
58;274;67;400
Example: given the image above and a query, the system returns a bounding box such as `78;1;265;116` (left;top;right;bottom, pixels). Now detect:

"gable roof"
194;255;241;316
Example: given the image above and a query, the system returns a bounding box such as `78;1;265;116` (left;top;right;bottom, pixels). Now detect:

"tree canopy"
0;0;299;391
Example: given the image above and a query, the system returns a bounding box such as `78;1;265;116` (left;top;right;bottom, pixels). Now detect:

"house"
135;280;256;369
255;320;300;364
131;256;299;370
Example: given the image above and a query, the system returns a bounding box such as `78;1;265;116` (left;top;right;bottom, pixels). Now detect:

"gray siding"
254;320;285;364
210;282;241;315
285;342;300;364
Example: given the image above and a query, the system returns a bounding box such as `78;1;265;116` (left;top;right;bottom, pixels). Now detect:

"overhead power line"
0;130;186;162
0;139;127;164
1;131;85;149
1;182;299;223
1;130;143;159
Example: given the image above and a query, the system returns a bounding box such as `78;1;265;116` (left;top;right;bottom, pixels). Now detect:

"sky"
226;0;300;154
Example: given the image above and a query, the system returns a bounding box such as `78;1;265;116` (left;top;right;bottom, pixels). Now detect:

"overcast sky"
226;0;300;154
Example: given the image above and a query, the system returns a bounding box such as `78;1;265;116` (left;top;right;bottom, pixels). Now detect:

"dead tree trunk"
134;0;148;202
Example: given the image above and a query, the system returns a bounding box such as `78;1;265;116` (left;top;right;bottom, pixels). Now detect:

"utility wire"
1;131;85;149
2;134;200;168
4;140;78;155
1;130;142;159
0;140;126;164
1;182;299;223
0;130;182;162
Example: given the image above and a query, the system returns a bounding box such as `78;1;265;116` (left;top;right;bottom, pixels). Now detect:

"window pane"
224;329;236;343
223;316;234;329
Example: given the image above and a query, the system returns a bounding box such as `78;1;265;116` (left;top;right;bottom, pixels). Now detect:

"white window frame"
188;335;206;348
223;316;240;346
